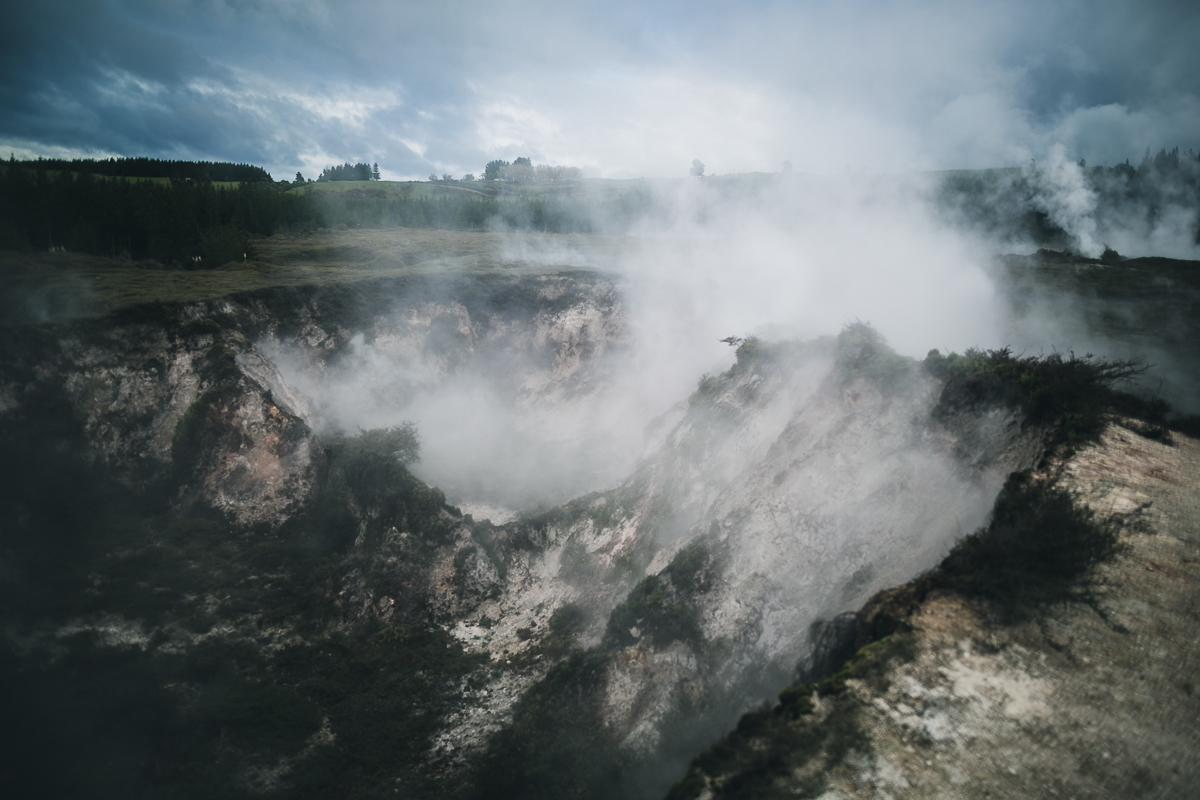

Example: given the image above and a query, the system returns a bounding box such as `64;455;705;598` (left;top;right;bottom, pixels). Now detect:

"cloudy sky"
2;0;1198;180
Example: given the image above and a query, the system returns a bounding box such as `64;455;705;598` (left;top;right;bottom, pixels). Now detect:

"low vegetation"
466;541;717;800
0;227;627;325
925;344;1200;451
938;472;1125;616
834;321;912;387
603;542;711;649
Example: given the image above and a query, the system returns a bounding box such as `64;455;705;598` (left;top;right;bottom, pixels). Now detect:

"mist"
260;146;1200;521
262;173;1007;514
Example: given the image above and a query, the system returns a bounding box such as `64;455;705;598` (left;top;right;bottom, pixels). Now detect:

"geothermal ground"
671;421;1200;799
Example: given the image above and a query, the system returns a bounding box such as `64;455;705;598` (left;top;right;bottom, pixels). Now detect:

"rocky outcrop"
425;333;1054;795
0;270;626;530
8;272;1144;799
670;423;1200;799
0;318;318;528
239;271;626;413
591;342;1045;759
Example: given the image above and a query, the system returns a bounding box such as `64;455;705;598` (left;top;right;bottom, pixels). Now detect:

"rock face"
668;423;1200;800
846;425;1200;799
246;271;630;508
0;318;319;528
0;269;642;796
0;273;1104;799
0;271;625;529
445;332;1050;794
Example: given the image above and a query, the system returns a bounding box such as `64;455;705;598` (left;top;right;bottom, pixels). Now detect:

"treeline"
0;162;652;265
3;156;271;183
316;162;380;182
936;147;1200;248
11;147;1191;267
0;161;308;265
482;157;584;183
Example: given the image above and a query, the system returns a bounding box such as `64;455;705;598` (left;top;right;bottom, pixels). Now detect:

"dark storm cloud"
2;1;1197;178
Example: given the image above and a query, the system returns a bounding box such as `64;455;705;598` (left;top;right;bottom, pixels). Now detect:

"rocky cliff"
666;422;1199;800
1;268;1182;799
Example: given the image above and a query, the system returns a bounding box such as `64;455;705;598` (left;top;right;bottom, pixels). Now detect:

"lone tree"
372;162;381;180
690;159;705;177
484;159;510;181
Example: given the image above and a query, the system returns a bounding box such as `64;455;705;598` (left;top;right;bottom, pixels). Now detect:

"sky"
2;0;1198;180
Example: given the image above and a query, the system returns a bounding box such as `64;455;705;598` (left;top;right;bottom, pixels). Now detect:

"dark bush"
835;322;912;387
1170;414;1200;438
604;541;714;650
937;472;1125;617
734;336;770;368
605;574;695;648
548;602;587;639
170;384;238;478
690;373;723;406
663;540;713;594
928;347;1146;451
468;650;625;800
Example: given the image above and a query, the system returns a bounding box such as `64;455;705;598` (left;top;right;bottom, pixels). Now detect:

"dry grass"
0;228;632;321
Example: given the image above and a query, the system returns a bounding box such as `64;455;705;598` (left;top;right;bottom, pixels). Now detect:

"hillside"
0;229;631;324
668;422;1200;799
2;249;1192;797
1;222;1198;798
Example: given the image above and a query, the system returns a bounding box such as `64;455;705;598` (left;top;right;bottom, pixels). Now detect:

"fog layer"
264;174;1011;511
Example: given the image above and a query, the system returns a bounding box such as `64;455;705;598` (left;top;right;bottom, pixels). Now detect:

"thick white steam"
264;175;1023;513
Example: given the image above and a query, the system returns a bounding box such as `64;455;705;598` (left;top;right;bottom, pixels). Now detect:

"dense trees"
317;162;377;182
0;157;614;263
0;156;272;183
484;159;509;181
482;157;583;183
0;158;308;263
935;147;1200;247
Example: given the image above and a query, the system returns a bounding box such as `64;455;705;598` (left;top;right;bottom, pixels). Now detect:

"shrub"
604;542;712;649
295;423;449;554
665;540;712;594
690;373;723;406
937;471;1125;617
343;422;421;467
604;574;699;648
1170;414;1200;438
734;336;769;368
468;650;625;800
928;346;1146;451
170;385;235;477
548;602;587;639
197;223;255;268
835;322;911;387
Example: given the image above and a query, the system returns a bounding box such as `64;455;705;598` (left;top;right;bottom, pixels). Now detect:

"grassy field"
0;228;632;323
297;177;650;201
